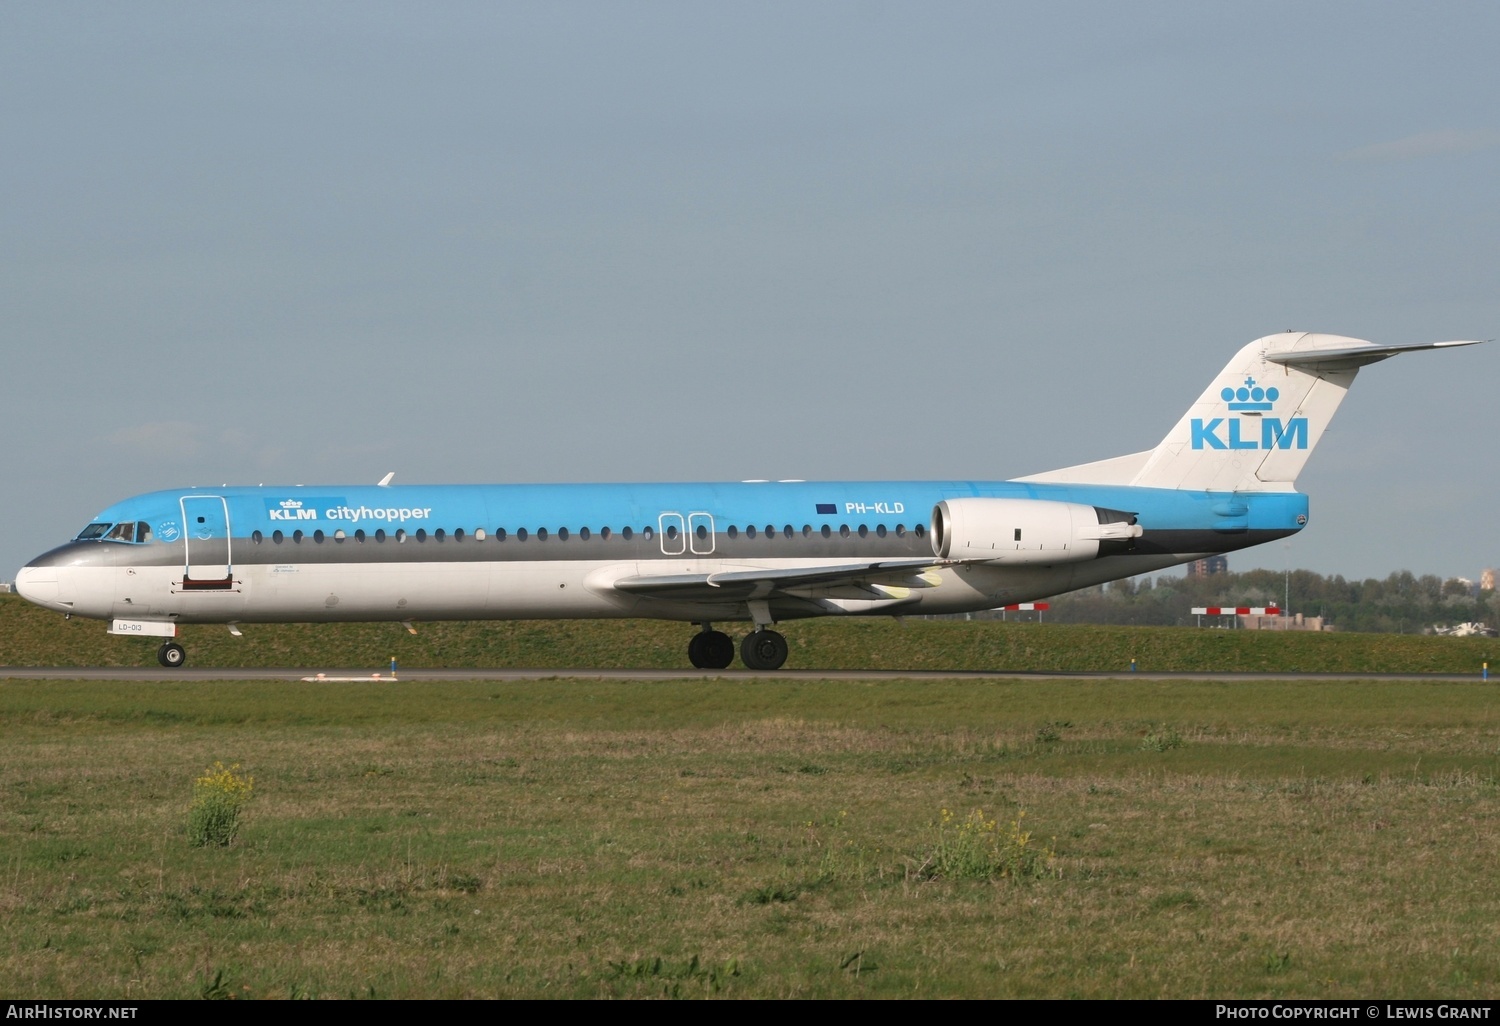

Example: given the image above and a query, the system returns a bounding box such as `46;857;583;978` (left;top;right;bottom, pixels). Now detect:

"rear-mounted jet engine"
930;498;1142;564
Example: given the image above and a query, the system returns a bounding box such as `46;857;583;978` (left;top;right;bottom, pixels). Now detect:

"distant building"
1187;555;1228;577
1239;612;1331;632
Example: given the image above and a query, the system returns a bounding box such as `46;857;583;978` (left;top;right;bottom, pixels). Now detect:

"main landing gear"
740;629;788;671
687;627;735;670
157;642;186;668
686;624;788;670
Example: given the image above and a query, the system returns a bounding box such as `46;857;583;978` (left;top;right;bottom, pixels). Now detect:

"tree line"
1018;569;1499;633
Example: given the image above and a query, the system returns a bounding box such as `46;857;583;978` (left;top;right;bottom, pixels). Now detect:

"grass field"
2;594;1495;674
4;674;1500;998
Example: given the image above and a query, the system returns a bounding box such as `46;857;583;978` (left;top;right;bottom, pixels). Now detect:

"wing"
610;558;947;605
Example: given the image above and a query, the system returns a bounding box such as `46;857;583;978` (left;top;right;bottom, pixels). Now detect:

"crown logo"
279;499;304;509
1221;376;1279;411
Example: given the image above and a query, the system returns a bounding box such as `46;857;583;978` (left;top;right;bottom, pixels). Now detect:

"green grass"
1;594;1495;673
3;676;1500;998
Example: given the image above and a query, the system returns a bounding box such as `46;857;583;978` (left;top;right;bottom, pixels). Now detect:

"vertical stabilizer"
1127;332;1482;492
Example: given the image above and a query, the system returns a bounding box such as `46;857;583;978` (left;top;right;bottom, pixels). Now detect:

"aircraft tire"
700;630;734;669
740;629;788;671
157;642;186;669
688;630;735;669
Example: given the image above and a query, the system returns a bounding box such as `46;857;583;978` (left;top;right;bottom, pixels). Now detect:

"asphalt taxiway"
0;666;1490;683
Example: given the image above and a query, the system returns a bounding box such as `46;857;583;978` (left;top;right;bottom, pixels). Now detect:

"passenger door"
180;495;234;588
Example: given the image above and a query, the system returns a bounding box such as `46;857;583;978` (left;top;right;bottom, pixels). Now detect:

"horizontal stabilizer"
1266;339;1484;369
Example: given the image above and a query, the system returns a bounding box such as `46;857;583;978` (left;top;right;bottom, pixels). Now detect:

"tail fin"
1022;332;1483;491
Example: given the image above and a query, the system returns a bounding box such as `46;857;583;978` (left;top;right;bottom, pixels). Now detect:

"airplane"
14;332;1483;670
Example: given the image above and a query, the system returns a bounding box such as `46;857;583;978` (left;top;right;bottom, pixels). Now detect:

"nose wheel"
157;642;186;668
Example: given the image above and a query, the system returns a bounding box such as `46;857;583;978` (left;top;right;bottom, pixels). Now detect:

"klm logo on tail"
1191;377;1308;451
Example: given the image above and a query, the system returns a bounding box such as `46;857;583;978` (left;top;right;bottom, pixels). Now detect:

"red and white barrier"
1191;606;1281;615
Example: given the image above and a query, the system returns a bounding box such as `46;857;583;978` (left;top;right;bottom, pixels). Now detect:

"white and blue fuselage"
18;478;1304;625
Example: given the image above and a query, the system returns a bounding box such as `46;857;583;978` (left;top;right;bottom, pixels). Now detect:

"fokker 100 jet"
15;332;1482;670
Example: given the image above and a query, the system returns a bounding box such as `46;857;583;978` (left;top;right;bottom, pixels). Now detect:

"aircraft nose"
15;565;62;608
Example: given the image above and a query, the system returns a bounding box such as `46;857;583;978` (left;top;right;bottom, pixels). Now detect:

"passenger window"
516;528;527;541
802;525;812;537
252;531;263;544
895;525;906;537
496;528;507;541
727;525;738;538
537;528;548;541
600;527;611;540
474;528;486;541
293;530;305;543
914;524;926;538
622;527;633;540
272;530;284;543
765;525;774;537
453;528;464;541
375;529;386;542
415;529;427;542
839;525;850;538
666;525;679;540
314;530;326;543
333;530;347;542
746;525;757;539
642;526;653;540
395;530;407;542
696;525;708;540
354;530;366;542
876;524;887;538
434;529;445;542
580;527;590;540
558;527;569;541
858;525;868;538
783;525;793;538
820;525;831;539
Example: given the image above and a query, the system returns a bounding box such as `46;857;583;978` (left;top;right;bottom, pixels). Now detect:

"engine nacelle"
930;498;1142;564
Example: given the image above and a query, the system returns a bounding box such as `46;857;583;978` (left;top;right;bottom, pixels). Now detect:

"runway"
0;665;1490;683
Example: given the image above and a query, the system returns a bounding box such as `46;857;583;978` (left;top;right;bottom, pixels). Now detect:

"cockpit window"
92;521;153;544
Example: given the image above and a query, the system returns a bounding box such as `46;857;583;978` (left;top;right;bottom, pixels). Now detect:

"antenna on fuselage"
377;472;395;487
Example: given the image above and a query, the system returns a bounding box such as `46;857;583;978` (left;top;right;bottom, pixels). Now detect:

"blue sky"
4;2;1496;583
